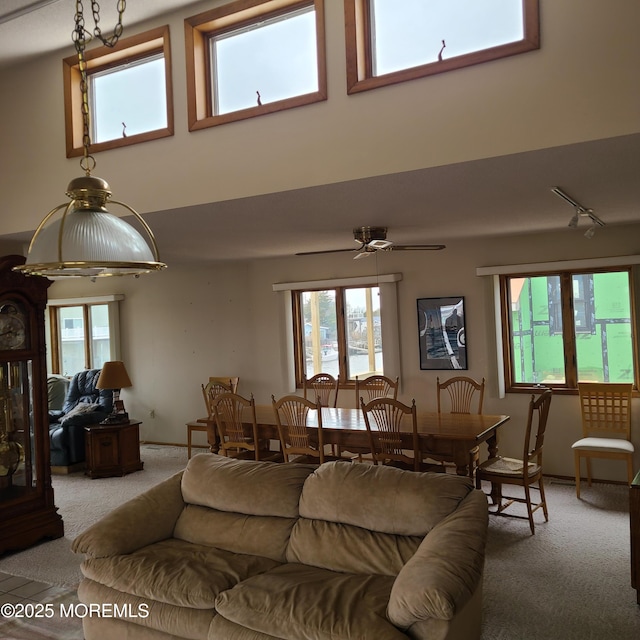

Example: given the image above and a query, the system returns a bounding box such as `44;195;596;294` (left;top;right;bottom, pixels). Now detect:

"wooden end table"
84;420;144;479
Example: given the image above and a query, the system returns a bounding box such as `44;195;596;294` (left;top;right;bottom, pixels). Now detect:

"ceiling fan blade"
386;244;446;251
295;247;358;256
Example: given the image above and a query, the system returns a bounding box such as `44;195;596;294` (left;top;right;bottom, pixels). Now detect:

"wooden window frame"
47;296;123;375
499;267;638;395
184;0;327;131
292;284;382;389
344;0;540;95
63;25;174;158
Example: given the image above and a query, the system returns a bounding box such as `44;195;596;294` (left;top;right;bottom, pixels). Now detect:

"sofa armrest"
387;489;488;628
71;471;185;558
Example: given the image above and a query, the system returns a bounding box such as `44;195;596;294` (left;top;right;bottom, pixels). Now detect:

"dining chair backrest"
212;392;259;459
437;376;485;414
202;379;234;418
209;376;239;393
522;389;553;466
303;373;339;408
355;375;399;405
578;382;632;439
360;397;419;472
272;395;325;463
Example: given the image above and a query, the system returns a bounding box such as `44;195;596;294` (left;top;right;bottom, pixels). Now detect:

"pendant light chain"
72;0;127;175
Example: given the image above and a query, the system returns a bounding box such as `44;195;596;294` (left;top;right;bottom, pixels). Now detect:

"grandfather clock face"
0;302;28;351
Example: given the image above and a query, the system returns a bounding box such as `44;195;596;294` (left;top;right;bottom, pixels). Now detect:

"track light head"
568;211;580;229
551;187;605;237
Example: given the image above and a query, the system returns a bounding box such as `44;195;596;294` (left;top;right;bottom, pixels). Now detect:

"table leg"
486;431;502;505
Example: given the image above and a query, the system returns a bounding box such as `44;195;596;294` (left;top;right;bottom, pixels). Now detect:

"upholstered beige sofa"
72;453;488;640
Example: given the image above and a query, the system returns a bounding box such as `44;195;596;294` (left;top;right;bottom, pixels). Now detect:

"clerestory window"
63;26;173;157
344;0;539;94
185;0;327;130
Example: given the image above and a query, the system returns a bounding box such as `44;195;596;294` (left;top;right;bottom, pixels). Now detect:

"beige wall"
0;0;638;233
47;222;640;482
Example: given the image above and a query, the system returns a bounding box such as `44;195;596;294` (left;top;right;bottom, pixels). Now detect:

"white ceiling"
2;1;639;264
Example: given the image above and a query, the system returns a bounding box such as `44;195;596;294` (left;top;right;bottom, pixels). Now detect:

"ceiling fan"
296;226;446;260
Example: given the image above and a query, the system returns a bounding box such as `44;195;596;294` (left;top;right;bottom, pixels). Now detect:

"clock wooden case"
0;255;63;555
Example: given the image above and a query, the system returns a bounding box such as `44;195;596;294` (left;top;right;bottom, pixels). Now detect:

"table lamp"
96;361;132;423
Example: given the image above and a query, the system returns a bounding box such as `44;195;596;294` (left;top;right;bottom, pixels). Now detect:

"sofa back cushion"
288;461;474;574
174;454;316;562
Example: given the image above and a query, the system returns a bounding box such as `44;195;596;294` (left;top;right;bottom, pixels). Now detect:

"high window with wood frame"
500;268;637;393
344;0;539;94
63;26;173;158
185;0;327;130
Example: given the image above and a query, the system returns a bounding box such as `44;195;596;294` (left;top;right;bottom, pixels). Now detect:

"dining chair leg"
586;458;593;487
524;483;535;535
574;452;581;499
539;478;549;522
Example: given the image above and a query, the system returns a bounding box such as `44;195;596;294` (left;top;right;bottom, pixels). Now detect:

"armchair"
49;368;114;469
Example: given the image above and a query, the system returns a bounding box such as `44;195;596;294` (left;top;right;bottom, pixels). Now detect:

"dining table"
198;406;510;496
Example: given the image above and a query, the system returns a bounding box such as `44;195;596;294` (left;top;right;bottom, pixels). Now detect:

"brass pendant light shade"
16;175;166;278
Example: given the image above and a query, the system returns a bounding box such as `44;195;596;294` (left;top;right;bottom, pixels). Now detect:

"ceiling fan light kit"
551;187;605;239
296;226;446;259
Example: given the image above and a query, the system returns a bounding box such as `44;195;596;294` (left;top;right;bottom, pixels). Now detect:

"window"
47;296;123;376
185;0;327;130
501;269;636;391
63;26;173;157
292;285;383;385
344;0;539;94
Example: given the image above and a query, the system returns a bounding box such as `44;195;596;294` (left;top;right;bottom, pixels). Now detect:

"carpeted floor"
480;478;640;640
1;447;639;639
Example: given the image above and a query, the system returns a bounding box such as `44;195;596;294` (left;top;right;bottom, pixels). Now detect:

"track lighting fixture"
551;187;605;239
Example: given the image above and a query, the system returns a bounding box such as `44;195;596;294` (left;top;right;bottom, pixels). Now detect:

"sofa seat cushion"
78;578;215;640
81;538;281;609
214;563;407;640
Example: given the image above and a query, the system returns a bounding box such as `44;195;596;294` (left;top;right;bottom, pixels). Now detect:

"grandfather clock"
0;255;63;554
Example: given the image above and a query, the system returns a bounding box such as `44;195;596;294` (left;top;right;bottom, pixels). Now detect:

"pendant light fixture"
15;1;166;279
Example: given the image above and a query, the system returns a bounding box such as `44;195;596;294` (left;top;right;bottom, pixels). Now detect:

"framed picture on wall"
417;296;467;370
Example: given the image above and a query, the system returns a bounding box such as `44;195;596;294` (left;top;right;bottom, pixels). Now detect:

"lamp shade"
15;176;166;278
96;361;132;390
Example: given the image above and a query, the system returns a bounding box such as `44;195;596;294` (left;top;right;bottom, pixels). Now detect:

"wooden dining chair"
355;375;399;404
433;376;485;477
572;382;634;499
272;395;342;464
475;389;553;534
360;397;441;473
303;373;339;408
213;392;282;462
202;379;234;417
